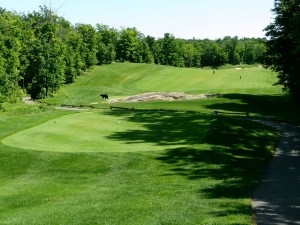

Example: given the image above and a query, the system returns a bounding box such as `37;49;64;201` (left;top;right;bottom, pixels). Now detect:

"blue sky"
0;0;275;39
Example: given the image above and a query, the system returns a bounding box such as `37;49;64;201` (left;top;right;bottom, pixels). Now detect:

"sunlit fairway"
46;63;282;106
1;1;298;223
0;109;280;225
2;111;207;153
1;63;290;224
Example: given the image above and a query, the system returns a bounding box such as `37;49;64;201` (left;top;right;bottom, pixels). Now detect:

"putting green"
1;112;174;152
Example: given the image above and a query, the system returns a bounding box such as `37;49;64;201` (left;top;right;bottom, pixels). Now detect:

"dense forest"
0;6;267;102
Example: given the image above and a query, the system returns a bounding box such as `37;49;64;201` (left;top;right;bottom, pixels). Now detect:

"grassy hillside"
45;63;281;105
43;63;299;122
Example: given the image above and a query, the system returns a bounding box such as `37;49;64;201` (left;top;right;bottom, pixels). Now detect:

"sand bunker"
108;92;221;103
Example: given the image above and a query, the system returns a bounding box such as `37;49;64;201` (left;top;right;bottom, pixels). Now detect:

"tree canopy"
264;0;300;101
0;6;267;103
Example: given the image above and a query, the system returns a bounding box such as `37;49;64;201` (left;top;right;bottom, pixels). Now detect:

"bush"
0;101;48;116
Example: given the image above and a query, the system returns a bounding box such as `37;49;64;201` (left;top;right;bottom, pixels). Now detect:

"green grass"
45;63;281;105
0;62;292;224
43;63;300;123
2;111;201;153
0;108;280;224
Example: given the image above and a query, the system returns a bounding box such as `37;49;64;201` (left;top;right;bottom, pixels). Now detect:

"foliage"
0;5;267;102
0;10;23;104
0;101;48;115
264;0;300;101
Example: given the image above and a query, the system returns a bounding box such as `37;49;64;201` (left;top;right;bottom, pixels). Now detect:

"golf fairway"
1;111;175;152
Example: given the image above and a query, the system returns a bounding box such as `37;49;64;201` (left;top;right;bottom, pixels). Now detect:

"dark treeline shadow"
207;94;300;124
103;110;279;205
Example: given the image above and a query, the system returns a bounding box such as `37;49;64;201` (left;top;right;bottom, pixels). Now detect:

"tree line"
0;6;266;102
264;0;300;102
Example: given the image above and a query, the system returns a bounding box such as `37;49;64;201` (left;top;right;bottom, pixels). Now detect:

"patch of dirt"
108;92;221;103
54;106;89;111
22;96;88;111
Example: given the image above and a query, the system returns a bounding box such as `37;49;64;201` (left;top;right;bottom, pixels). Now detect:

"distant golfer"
240;74;242;79
213;69;215;75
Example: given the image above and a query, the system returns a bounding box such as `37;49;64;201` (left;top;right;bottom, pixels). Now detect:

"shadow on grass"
207;93;300;124
157;117;278;199
104;110;279;200
104;110;213;146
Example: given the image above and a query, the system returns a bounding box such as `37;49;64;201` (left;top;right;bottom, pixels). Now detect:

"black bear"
100;94;109;99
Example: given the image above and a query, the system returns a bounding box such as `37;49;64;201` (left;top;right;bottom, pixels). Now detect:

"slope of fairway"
46;63;281;105
1;112;157;152
1;111;210;153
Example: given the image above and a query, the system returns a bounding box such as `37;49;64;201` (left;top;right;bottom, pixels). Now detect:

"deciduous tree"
264;0;300;101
